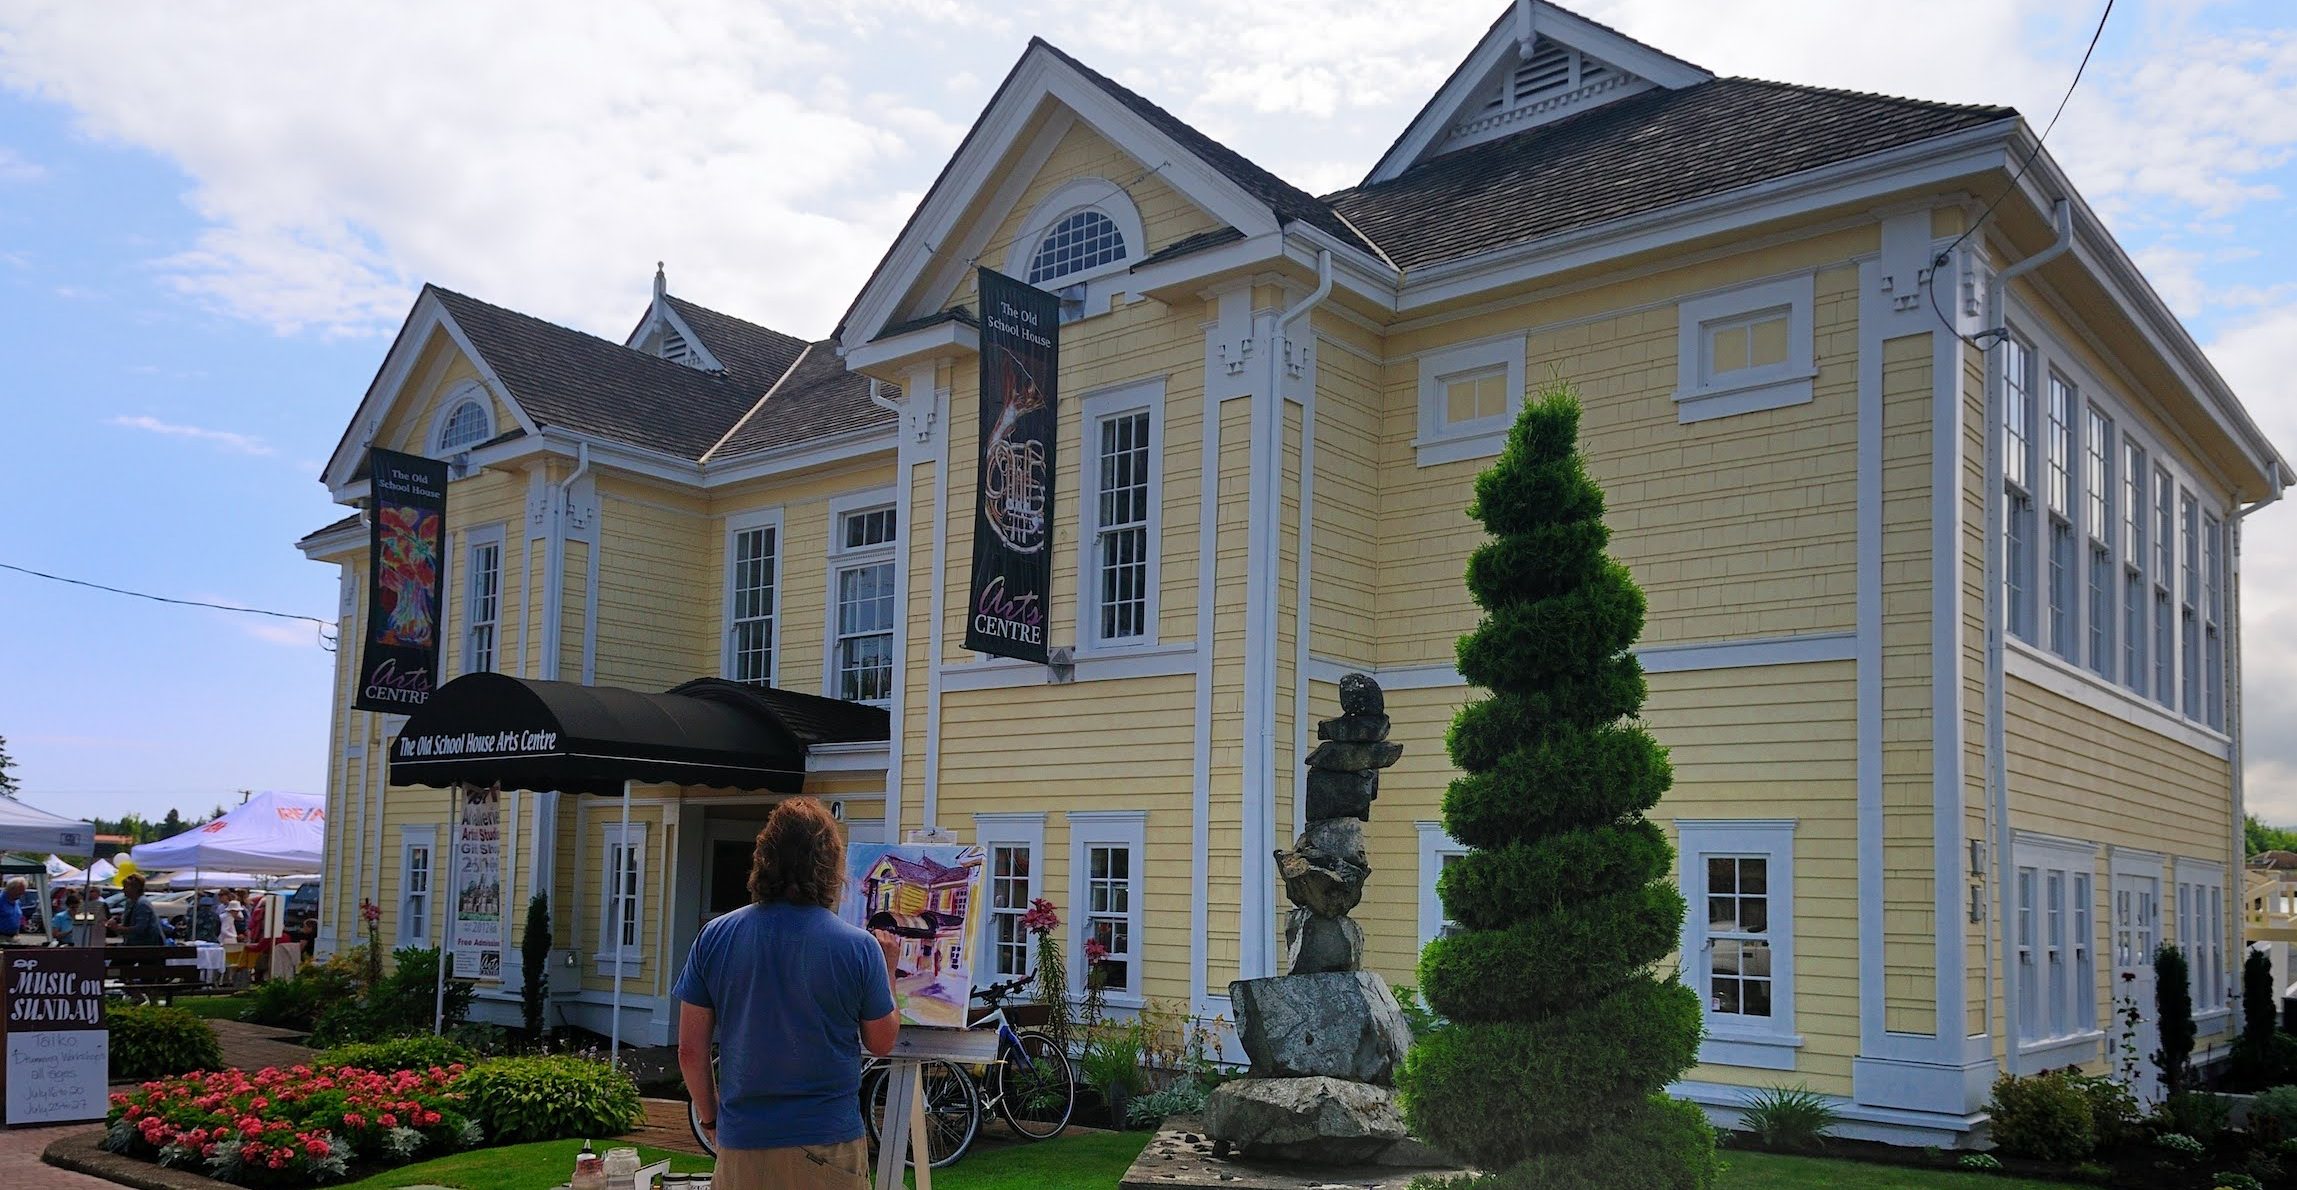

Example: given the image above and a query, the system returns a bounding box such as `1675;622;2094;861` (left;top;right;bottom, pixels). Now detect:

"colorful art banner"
841;843;986;1029
965;267;1059;663
452;786;503;980
355;448;449;711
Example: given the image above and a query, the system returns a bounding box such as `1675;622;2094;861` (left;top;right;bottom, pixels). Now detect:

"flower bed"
103;1062;479;1188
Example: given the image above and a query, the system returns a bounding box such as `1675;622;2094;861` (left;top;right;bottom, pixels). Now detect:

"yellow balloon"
112;856;140;878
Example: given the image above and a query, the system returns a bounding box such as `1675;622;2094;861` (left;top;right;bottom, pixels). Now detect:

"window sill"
1698;1030;1803;1071
940;643;1194;691
1673;371;1816;424
593;955;643;976
1410;426;1511;468
2016;1030;2105;1070
2197;1007;2233;1032
2003;638;2230;757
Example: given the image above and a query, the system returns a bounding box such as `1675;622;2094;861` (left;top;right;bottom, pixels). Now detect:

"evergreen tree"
0;734;17;798
521;894;553;1042
1397;388;1713;1188
160;808;186;839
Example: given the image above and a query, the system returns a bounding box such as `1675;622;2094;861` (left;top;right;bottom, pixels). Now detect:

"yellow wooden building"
299;1;2286;1145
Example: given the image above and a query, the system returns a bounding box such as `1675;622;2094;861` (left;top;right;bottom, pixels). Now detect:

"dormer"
626;263;725;372
1445;37;1647;154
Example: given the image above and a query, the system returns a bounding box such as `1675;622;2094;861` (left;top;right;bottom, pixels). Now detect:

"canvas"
842;843;986;1029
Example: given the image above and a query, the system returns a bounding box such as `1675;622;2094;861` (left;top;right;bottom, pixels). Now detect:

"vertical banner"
355;447;450;711
452;786;503;980
4;949;107;1125
966;267;1060;662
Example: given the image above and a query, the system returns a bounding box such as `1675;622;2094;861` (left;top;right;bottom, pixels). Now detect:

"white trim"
805;741;890;774
2005;639;2230;758
1412;335;1525;467
1189;296;1240;1017
823;488;901;706
461;522;506;676
1673;273;1816;422
1002;177;1146;320
397;825;437;948
922;381;953;835
1930;241;1976;1073
2173;856;2230;1019
1670;1079;1985;1149
721;506;785;686
940;643;1196;691
1305;630;1855;689
1068;810;1148;1009
596;820;648;971
973;812;1047;984
321;291;541;493
1676;818;1799;1068
2007;833;2101;1072
1077;377;1168;652
1413;822;1465;953
427;380;496;457
625;296;727;374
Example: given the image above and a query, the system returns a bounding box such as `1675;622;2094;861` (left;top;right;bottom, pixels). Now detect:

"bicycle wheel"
994;1030;1076;1140
864;1059;981;1168
688;1055;719;1155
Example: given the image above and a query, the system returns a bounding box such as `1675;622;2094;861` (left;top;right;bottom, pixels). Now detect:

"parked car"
284;879;321;935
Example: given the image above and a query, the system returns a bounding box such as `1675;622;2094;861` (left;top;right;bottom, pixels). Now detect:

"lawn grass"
338;1141;712;1190
335;1131;1152;1190
172;993;256;1021
1721;1150;2081;1188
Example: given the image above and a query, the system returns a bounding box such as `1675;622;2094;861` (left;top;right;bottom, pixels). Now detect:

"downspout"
1247;246;1331;976
868;376;914;835
541;442;592;681
1986;198;2070;1066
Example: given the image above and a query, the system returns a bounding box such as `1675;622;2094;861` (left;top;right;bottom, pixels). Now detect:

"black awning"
386;673;885;796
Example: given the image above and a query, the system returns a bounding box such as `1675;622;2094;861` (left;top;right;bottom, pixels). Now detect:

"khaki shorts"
714;1137;869;1190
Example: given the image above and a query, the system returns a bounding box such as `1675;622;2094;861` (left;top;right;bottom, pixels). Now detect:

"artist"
675;797;900;1189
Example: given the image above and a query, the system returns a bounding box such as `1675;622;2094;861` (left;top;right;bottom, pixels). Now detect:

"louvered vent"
1453;38;1642;148
661;329;692;363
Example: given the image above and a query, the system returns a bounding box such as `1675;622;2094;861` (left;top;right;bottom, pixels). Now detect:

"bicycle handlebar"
971;974;1035;1006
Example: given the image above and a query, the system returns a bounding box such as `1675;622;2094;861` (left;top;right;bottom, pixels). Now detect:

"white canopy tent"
151;870;264;891
0;798;95;855
127;792;323;875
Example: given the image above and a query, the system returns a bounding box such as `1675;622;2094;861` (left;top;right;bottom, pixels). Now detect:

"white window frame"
1077;378;1165;652
2084;404;2114;679
397;825;436;947
1676;819;1799;1069
1003;178;1145;325
2174;857;2230;1023
824;489;900;706
1068;810;1146;1009
2122;435;2147;695
1413;334;1526;466
1672;274;1816;423
462;522;505;676
597;821;648;973
2004;334;2038;644
2011;834;2103;1070
2204;514;2225;730
722;506;784;686
1414;821;1468;953
428;381;494;456
974;813;1046;984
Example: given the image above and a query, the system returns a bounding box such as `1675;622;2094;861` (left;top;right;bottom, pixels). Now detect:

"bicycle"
860;974;1078;1167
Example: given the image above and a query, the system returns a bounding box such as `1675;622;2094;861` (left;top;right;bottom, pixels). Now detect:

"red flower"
342;1112;365;1129
304;1138;330;1158
360;899;382;925
122;1106;143;1121
379;1113;398;1128
1020;898;1061;935
1083;937;1109;964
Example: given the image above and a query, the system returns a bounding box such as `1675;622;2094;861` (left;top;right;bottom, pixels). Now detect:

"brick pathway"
205;1019;316;1073
0;1123;119;1189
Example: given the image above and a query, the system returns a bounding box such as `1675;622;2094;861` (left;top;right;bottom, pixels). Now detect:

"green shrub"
2212;1172;2265;1190
318;1035;475;1073
1392;985;1447;1040
1398;388;1708;1188
2061;1070;2140;1153
1986;1070;2096;1162
1125;1081;1207;1129
2069;1162;2112;1184
310;947;474;1047
2248;1086;2297;1147
520;894;551;1040
108;1004;223;1081
453;1055;641;1143
2156;944;2197;1096
1080;1021;1145;1099
1736;1083;1840;1152
2155;1131;2205;1156
243;955;364;1031
2158;1091;2229;1147
1959;1153;2003;1172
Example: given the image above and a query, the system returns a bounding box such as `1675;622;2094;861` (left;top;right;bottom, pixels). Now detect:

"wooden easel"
871;1027;1000;1190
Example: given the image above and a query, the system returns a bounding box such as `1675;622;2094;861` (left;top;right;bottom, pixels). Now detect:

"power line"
1930;0;2114;344
0;561;339;649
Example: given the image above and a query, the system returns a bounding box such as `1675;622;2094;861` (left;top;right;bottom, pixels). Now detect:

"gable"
373;330;516;461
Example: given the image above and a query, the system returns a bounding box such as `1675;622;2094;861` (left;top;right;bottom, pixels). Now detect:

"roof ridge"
429;284;751;387
663;292;814;353
700;340;815;464
1720;74;2017;118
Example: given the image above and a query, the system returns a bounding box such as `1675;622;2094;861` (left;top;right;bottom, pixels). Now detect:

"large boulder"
1317;712;1391;744
1304;739;1404;773
1338;672;1386;717
1231;970;1413;1083
1283;909;1364;974
1304;768;1379;821
1202;1076;1409;1164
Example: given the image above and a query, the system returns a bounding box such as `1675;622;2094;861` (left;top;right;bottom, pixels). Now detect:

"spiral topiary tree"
1396;386;1714;1189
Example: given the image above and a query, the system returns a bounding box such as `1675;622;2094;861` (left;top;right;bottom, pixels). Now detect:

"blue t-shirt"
672;903;895;1150
0;897;22;936
49;909;74;943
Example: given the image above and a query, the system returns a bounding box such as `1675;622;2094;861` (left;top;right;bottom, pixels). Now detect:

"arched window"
437;399;491;452
1026;210;1127;285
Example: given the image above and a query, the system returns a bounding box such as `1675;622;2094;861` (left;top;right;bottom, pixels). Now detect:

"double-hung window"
464;527;502;675
1068;810;1146;1005
599;822;647;969
2003;338;2037;643
2175;860;2229;1016
974;813;1045;982
1677;819;1797;1069
2204;515;2225;730
2084;407;2114;678
1081;381;1163;649
2122;438;2147;694
829;502;897;705
725;510;780;686
2012;836;2100;1068
398;826;436;947
2045;376;2077;659
2180;491;2201;718
2154;468;2175;707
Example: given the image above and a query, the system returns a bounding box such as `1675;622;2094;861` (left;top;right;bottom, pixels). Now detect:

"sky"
4;0;2297;822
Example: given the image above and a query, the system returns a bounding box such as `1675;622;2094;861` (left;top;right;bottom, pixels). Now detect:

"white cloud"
0;144;42;181
107;414;275;456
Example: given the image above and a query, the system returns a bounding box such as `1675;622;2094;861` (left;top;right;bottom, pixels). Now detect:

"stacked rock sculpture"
1202;674;1443;1168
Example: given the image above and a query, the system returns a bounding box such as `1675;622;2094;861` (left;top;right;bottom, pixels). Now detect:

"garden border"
45;1126;225;1190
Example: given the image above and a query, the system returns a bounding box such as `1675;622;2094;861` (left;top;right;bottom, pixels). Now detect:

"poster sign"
965;267;1059;663
452;786;503;980
841;843;986;1029
355;447;450;712
4;949;107;1126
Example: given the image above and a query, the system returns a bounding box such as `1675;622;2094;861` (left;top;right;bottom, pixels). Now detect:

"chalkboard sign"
4;950;108;1126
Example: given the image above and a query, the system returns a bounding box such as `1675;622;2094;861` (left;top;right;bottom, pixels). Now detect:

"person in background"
50;894;80;946
219;891;242;945
109;875;167;946
0;878;25;944
675;797;900;1190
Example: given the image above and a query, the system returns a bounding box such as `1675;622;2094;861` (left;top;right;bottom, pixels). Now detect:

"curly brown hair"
749;797;846;910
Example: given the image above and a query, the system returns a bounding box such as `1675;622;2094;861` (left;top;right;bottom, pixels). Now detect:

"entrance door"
702;820;766;925
2113;867;2161;1103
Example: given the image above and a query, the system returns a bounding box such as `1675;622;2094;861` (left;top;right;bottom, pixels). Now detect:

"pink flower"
360;898;382;925
1020;898;1061;935
378;1113;398;1129
1083;937;1109;964
304;1138;330;1158
342;1112;365;1129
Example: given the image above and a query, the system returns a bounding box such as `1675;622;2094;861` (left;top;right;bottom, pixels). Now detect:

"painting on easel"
843;844;986;1029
